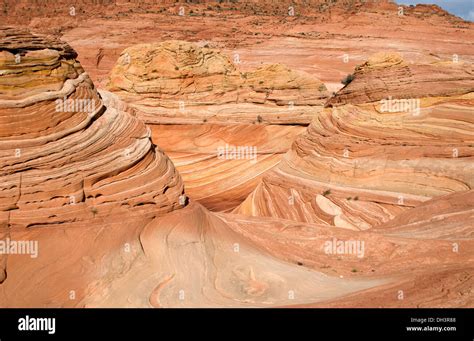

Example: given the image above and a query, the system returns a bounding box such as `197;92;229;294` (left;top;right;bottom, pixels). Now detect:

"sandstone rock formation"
0;0;468;93
83;202;387;307
302;190;474;308
0;28;185;298
236;54;474;230
55;0;471;215
1;0;474;309
151;123;305;211
106;40;328;211
0;27;394;308
0;28;185;229
327;52;474;106
376;190;474;240
107;40;329;125
82;197;474;308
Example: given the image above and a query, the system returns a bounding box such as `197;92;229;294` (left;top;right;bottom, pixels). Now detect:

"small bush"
341;73;355;85
322;189;331;197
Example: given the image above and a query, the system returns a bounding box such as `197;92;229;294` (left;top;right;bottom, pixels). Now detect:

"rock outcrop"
0;27;191;306
0;28;393;308
106;40;328;211
327;53;474;106
151;123;305;211
236;54;474;230
107;40;329;125
82;198;474;308
1;0;474;309
0;27;185;228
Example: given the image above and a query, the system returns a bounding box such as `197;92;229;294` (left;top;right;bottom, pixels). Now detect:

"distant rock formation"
107;40;329;125
327;52;474;106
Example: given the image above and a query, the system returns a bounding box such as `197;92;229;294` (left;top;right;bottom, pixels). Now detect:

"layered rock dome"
236;53;474;230
0;27;185;229
106;40;329;211
327;52;474;106
107;40;329;125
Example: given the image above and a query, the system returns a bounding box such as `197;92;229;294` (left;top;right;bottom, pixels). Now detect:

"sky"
396;0;474;21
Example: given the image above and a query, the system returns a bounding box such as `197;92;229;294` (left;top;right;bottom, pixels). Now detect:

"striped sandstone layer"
0;28;185;289
0;28;185;228
236;54;474;230
107;40;329;125
107;40;328;210
0;28;390;308
326;52;474;107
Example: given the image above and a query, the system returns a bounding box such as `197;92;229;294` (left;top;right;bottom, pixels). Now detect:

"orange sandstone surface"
0;1;473;307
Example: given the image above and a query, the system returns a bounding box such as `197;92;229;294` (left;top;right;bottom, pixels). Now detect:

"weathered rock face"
0;28;185;229
107;40;329;125
106;40;328;211
4;31;457;309
376;190;474;240
108;40;241;102
236;55;474;230
326;53;474;106
0;28;385;309
81;196;474;308
0;27;189;306
1;1;463;27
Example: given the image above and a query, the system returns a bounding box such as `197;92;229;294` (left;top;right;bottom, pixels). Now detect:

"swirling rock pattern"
81;198;474;308
237;55;474;230
0;28;185;229
81;202;388;308
0;28;390;309
1;1;473;308
0;27;187;305
151;123;305;211
106;40;329;210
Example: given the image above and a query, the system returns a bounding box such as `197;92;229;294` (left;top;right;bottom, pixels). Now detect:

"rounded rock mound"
327;52;474;106
107;40;241;103
107;40;329;125
0;28;185;229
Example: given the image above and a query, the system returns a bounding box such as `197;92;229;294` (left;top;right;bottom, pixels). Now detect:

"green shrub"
341;73;355;85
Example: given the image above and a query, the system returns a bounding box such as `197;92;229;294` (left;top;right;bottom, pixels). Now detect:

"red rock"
1;1;473;308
